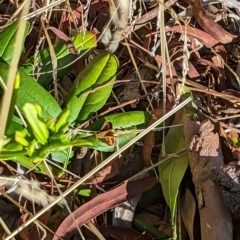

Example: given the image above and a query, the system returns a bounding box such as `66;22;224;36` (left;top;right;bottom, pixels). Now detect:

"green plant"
0;20;151;175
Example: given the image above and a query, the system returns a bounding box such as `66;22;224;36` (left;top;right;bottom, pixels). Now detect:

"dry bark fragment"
183;116;233;240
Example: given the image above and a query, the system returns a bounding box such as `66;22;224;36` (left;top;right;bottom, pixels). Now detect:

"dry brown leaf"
88;157;122;184
192;0;237;44
142;108;164;168
142;95;175;167
165;25;219;48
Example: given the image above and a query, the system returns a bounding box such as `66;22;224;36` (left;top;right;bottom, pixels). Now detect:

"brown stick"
183;116;233;240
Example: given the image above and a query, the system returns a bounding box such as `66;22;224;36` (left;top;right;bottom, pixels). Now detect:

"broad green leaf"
20;31;96;87
159;108;189;224
0;63;61;122
0;20;30;64
86;111;151;130
51;148;74;164
66;51;119;123
75;111;151;152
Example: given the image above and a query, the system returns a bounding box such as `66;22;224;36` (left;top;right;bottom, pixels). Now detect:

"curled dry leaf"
192;0;237;44
53;176;158;240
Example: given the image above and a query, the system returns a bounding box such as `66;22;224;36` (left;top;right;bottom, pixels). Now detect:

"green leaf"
20;31;96;87
15;155;48;174
136;184;163;211
86;111;151;130
178;84;197;118
0;20;30;64
66;51;119;123
0;150;27;160
0;63;62;122
79;133;137;152
75;188;91;197
133;215;170;239
159;109;189;224
5;115;23;136
51;148;74;164
22;103;49;145
75;111;151;152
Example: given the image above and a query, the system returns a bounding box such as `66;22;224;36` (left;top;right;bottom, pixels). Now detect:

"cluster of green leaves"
0;21;197;236
0;20;151;175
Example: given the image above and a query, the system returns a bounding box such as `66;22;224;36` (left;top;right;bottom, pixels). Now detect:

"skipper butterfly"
97;121;115;146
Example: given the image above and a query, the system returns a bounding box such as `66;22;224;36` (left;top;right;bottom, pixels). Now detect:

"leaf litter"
0;0;240;240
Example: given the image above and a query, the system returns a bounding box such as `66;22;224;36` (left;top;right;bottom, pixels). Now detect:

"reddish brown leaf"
142;108;164;168
53;176;158;240
89;0;108;13
133;0;178;31
192;0;237;44
142;101;174;168
19;213;30;240
88;157;122;184
47;26;78;55
61;6;83;24
165;25;219;48
185;60;201;81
